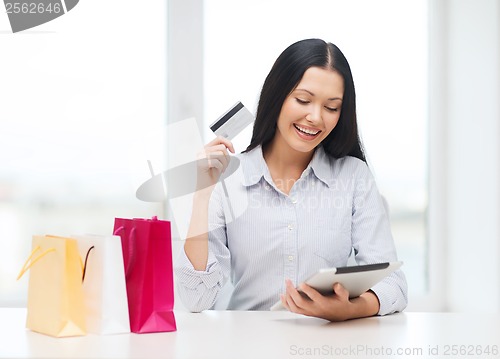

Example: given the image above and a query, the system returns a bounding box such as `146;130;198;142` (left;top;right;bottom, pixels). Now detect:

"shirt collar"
240;146;269;187
307;146;333;188
240;145;333;188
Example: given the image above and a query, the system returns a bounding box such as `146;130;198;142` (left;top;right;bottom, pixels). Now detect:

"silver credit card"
209;101;255;140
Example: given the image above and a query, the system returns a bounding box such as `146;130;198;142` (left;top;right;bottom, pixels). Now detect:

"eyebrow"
295;88;343;101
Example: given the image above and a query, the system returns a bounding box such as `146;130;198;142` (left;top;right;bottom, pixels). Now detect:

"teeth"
295;124;320;135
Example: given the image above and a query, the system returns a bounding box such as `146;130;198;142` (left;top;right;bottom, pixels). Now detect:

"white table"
1;308;499;359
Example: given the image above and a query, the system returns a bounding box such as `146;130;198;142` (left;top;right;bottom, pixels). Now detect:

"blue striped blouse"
175;145;408;315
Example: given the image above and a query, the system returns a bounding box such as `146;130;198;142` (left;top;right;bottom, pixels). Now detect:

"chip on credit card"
209;101;255;140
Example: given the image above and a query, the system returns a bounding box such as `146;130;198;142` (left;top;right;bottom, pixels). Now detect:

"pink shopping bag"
113;216;176;333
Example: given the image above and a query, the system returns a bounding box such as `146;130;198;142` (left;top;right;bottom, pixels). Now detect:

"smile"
293;124;321;136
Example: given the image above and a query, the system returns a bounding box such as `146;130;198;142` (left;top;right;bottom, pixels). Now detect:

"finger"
207;144;230;155
283;280;300;312
205;149;230;170
207;157;224;171
280;294;290;311
205;145;230;161
206;136;235;154
284;291;303;314
207;151;229;169
298;283;323;302
333;283;350;301
217;136;235;153
286;279;310;310
206;146;231;169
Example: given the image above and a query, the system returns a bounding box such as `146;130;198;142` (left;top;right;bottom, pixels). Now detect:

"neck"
263;136;315;194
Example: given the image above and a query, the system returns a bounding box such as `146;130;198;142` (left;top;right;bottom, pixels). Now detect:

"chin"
289;141;318;154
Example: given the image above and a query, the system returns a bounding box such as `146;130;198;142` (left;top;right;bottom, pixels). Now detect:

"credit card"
209;101;255;140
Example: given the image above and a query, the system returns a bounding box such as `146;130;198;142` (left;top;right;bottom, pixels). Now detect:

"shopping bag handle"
113;226;136;279
16;246;56;280
81;246;95;283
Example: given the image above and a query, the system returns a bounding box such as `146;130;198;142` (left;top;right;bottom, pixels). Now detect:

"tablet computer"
270;261;403;311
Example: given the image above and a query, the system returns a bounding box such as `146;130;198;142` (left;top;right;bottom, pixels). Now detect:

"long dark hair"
244;38;365;162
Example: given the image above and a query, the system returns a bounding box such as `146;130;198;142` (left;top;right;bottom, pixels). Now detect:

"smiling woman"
175;39;408;321
199;0;429;310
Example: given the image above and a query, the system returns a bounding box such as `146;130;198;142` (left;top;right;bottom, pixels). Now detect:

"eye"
295;98;310;105
325;106;338;112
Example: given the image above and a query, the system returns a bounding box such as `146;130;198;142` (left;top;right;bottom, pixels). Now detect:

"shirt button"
290;197;297;204
288;255;294;261
287;224;294;230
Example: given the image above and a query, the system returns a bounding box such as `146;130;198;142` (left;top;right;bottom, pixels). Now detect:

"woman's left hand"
280;279;380;322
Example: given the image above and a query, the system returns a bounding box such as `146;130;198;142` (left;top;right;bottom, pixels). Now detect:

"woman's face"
274;66;344;154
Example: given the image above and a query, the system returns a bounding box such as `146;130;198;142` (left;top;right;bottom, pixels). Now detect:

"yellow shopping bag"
17;235;86;337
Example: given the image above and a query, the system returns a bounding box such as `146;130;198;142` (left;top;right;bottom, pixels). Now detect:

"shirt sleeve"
350;160;408;316
174;185;232;312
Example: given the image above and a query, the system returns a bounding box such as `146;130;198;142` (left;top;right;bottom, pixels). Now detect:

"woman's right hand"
195;136;235;193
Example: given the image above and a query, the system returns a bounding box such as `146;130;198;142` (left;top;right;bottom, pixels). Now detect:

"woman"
175;38;407;321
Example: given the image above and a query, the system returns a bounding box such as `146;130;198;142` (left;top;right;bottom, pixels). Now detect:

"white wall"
432;0;500;312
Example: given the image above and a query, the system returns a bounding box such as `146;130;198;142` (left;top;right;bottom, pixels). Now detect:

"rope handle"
114;226;136;278
16;246;56;280
81;246;95;283
113;226;124;236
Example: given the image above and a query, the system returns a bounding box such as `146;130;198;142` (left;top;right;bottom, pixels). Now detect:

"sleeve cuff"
175;246;222;290
370;271;408;316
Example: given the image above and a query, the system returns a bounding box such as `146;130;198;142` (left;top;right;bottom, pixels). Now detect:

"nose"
306;105;322;124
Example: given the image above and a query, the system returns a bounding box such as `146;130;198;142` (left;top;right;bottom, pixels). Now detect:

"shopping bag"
73;234;130;335
113;216;177;333
17;235;86;337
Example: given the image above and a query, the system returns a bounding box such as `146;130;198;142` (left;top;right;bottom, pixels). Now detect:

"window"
0;1;166;306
